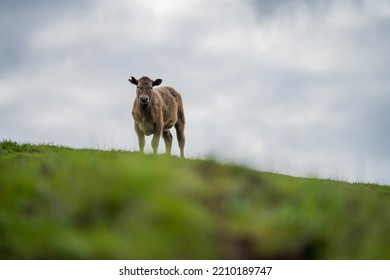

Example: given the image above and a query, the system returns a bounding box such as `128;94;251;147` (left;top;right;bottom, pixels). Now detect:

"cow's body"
129;76;185;157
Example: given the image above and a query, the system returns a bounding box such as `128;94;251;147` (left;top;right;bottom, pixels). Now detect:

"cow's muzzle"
140;96;149;108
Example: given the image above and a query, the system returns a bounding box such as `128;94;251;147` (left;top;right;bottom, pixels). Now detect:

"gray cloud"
1;0;389;183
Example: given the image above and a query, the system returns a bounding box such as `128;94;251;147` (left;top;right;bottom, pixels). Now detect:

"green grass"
0;140;389;259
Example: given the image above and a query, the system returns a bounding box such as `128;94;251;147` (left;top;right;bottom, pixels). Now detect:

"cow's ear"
129;76;138;85
152;79;162;87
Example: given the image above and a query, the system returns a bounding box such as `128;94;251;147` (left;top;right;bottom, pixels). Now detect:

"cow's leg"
175;122;185;158
151;134;161;155
151;123;163;156
134;123;145;154
162;130;173;156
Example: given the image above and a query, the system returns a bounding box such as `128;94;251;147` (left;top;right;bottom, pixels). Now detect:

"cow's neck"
140;105;151;119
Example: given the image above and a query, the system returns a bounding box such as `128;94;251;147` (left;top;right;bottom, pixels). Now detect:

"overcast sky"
1;0;389;184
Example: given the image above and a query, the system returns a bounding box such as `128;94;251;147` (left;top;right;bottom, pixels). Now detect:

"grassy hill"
0;140;389;259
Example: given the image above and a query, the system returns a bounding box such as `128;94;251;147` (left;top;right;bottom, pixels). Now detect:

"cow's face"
129;76;162;108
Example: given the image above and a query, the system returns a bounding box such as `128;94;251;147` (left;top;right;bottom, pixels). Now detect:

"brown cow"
129;76;185;158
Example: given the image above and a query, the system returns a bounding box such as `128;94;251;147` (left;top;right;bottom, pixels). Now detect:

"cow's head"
129;76;162;108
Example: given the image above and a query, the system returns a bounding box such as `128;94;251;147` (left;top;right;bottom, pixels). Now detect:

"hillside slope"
0;141;389;259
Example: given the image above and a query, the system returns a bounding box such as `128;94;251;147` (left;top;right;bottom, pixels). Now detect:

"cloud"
1;0;390;183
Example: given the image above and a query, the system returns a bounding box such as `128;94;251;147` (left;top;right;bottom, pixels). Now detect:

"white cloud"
1;0;390;183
